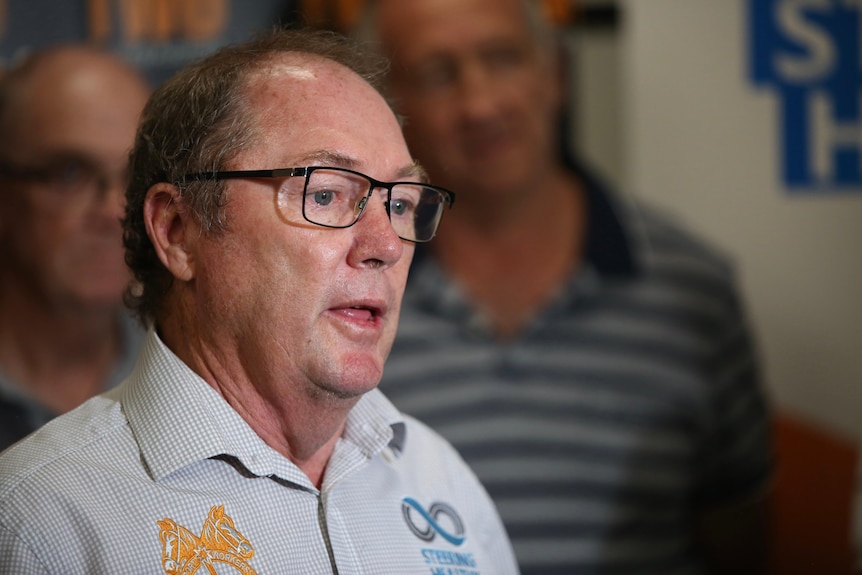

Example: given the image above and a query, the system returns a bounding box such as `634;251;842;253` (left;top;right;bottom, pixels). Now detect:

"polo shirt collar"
566;155;639;279
407;156;639;303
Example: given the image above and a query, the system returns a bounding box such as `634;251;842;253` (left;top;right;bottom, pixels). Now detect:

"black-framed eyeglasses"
181;166;455;243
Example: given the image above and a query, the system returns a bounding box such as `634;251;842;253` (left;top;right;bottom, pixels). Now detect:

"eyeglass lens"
301;168;446;242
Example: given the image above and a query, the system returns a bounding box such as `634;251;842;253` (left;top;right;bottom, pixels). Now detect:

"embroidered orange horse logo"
157;505;256;575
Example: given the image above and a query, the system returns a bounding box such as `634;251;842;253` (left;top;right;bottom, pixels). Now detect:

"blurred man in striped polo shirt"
357;0;773;573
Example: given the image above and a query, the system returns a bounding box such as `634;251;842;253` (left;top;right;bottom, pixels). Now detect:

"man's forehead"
234;60;413;177
241;58;341;128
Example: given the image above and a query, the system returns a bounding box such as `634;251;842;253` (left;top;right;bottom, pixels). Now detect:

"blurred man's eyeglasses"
0;157;127;215
181;166;456;243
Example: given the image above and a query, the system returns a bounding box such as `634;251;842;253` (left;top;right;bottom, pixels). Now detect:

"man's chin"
66;286;127;313
316;354;385;401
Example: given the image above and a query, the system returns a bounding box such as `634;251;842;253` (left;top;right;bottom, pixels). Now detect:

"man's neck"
0;286;122;413
244;392;351;489
159;314;354;490
219;373;354;489
431;171;587;338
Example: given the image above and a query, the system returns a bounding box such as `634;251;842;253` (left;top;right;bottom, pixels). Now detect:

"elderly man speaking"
0;27;519;575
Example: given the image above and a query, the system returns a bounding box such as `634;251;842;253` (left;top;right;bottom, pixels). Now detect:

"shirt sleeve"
695;284;774;506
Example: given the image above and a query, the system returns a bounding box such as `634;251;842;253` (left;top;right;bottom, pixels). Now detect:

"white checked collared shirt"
0;330;519;575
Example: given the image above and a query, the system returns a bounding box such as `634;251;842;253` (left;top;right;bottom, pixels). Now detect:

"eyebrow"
297;150;427;182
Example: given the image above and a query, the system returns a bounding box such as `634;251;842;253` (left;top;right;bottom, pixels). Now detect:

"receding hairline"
241;48;382;86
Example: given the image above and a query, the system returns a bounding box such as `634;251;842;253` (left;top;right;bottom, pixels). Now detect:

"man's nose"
456;62;499;119
348;188;404;268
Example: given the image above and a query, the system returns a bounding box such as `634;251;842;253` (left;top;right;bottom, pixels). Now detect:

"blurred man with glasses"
0;28;518;574
0;46;149;450
357;0;774;573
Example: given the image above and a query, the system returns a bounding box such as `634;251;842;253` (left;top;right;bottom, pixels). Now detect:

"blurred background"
1;0;859;571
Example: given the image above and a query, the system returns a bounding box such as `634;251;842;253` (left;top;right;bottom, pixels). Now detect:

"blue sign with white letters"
749;0;861;193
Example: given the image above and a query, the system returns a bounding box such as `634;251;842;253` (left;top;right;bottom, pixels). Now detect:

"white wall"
566;14;624;191
612;0;862;436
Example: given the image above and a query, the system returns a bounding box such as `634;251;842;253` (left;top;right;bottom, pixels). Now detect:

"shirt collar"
566;155;639;278
408;154;639;294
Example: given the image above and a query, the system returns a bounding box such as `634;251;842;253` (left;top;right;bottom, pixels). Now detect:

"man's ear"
144;183;197;282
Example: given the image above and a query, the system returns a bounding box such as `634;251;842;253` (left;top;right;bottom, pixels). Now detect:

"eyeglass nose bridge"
352;181;393;224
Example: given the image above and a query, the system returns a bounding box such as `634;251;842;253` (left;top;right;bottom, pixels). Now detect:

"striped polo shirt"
379;160;773;575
